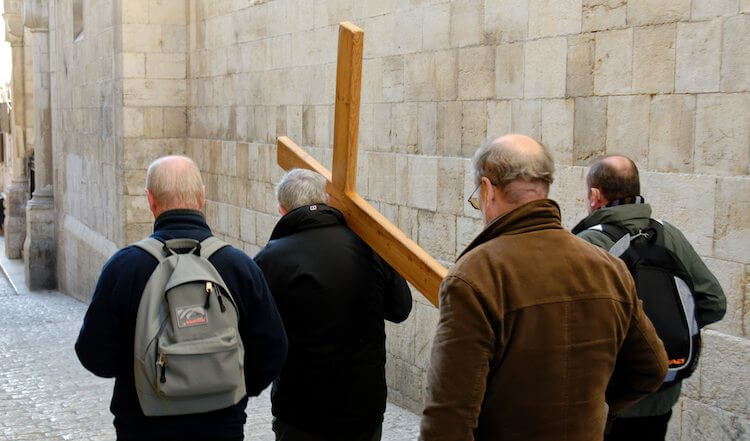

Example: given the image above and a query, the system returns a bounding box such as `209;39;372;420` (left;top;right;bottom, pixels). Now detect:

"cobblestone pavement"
0;276;420;441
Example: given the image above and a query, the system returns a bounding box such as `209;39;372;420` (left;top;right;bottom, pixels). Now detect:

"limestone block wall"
119;0;188;244
48;0;120;300
185;1;749;438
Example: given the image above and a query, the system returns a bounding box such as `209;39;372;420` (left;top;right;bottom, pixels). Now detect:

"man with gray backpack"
76;155;288;441
572;155;726;441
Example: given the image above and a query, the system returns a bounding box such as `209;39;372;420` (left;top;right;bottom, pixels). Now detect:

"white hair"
276;168;328;211
146;155;204;209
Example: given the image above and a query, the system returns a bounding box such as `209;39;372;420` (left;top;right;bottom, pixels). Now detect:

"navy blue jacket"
75;209;288;441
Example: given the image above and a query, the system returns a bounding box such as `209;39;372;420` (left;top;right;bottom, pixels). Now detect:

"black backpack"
589;219;700;387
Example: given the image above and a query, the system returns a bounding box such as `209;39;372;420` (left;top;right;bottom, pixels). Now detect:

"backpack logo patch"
176;305;208;328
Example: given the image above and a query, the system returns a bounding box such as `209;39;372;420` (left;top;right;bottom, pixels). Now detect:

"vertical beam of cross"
276;22;447;306
331;22;363;194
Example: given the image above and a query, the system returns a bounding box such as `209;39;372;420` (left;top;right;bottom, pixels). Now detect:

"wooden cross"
276;22;447;306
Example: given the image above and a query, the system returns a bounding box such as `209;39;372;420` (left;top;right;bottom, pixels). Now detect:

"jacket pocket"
156;329;242;397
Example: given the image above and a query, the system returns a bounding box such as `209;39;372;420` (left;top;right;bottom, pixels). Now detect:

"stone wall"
48;0;120;300
185;1;749;439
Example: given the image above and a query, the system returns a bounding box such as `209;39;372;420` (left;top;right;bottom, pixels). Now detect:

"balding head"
472;134;555;197
471;134;555;223
586;155;640;200
146;155;205;217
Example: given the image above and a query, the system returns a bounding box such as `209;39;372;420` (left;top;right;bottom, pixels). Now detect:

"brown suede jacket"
420;199;668;441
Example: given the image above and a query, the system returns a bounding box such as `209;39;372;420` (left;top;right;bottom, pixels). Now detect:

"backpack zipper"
157;352;167;384
204;282;212;309
216;287;227;313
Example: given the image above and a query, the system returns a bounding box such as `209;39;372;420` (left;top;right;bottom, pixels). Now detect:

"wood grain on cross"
277;22;447;306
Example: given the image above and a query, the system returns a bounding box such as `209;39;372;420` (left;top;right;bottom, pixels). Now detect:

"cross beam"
276;22;447;306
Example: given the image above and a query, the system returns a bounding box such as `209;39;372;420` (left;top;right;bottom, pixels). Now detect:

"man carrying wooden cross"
255;168;412;441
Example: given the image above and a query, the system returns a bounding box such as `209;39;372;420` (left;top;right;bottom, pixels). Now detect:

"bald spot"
600;155;636;177
146;155;204;210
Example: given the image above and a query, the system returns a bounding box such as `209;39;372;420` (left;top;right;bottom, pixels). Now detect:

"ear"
588;187;603;210
278;205;288;216
481;176;495;205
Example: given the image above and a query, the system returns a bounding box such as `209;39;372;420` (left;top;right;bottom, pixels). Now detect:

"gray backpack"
132;237;246;416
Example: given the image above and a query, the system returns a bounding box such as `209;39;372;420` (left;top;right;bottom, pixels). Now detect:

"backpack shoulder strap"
133;237;167;263
200;236;229;259
588;223;628;243
647;218;666;247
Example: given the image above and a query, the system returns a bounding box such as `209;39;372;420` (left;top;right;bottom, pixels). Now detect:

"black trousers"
272;418;382;441
604;410;673;441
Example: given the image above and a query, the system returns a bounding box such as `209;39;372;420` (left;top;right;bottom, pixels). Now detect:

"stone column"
3;1;29;259
22;1;55;290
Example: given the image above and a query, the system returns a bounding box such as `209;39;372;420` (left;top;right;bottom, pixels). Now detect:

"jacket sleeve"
664;223;726;327
240;261;288;396
420;276;495;441
379;256;413;323
606;283;669;415
75;251;131;378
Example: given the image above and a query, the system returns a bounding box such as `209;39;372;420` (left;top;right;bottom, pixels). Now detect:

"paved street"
0;272;420;440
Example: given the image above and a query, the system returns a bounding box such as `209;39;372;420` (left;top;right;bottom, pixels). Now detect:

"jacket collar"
571;203;653;235
269;204;346;240
152;209;212;237
459;199;563;259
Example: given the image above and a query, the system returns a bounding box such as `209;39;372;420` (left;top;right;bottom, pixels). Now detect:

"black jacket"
75;210;288;441
254;204;412;436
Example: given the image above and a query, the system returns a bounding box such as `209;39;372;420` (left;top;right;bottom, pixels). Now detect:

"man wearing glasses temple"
420;134;669;441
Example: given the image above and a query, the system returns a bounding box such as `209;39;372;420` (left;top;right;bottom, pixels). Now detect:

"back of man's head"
472;134;555;204
586;155;641;201
276;168;328;213
146;155;204;213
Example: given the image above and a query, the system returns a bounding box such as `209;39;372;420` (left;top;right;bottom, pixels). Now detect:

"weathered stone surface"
405;53;436;101
382;56;405;103
594;29;632;95
495;42;524;99
640;172;715;257
407;155;438;211
414;302;439;369
368;152;397;204
573;96;606;165
487;100;512;139
525;37;567;98
702;257;745;336
435;50;458;101
422;3;450;51
582;0;627;32
632;24;676;93
461;101;487;156
648;94;695;173
528;0;582;38
437;101;462;157
714;177;750;264
548;165;588;229
721;14;750;92
450;0;482;47
485;0;528;43
627;0;690;25
699;330;750;415
511;99;542;140
418;210;456;262
458;46;495;100
695;94;750;176
566;33;595;97
691;0;739;19
675;20;721;93
456;215;484;255
681;398;750;441
606;95;649;167
541;98;574;165
437;157;466;216
419;102;437;155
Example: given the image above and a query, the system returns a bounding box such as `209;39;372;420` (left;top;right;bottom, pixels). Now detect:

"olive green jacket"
572;202;726;417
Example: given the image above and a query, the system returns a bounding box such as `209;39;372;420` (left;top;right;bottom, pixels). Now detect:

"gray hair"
472;137;555;190
276;168;328;211
146;155;204;209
